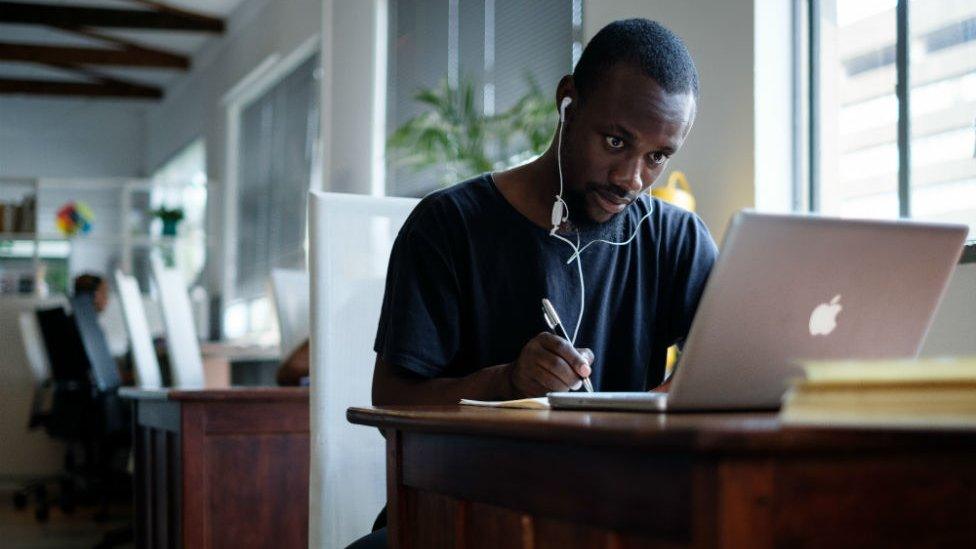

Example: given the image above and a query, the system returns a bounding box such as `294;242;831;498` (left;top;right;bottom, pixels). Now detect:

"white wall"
144;0;322;295
583;0;795;241
0;98;146;178
921;261;976;357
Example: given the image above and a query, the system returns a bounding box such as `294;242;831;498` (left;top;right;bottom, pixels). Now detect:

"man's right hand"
508;333;594;397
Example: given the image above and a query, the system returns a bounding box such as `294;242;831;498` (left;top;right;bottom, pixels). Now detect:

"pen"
541;298;594;392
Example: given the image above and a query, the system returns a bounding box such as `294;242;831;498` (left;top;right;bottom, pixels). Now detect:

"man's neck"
493;146;561;230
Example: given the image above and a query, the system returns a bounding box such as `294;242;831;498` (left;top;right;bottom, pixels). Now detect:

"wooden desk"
348;406;976;548
122;387;309;549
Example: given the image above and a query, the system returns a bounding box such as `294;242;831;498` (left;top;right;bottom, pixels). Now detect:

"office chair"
12;310;65;522
18;304;94;522
24;301;132;526
69;294;130;518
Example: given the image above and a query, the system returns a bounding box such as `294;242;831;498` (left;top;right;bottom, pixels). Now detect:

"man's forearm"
372;357;517;406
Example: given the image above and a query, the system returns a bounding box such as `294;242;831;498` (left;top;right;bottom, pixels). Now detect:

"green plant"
387;73;558;186
152;207;184;223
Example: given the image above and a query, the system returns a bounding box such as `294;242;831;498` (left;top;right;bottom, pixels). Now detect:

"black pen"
541;298;593;392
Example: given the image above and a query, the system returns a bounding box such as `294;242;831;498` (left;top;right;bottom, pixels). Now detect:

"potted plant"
387;73;557;185
152;206;185;237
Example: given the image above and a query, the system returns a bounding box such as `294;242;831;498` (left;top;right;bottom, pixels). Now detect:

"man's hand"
508;333;594;397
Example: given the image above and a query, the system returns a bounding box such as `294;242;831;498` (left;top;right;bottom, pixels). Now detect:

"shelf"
0;232;178;245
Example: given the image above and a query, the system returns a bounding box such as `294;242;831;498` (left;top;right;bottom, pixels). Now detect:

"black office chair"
69;295;131;518
12;305;94;521
17;299;132;527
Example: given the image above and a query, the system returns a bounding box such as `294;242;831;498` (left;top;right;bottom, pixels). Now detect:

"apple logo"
809;294;843;336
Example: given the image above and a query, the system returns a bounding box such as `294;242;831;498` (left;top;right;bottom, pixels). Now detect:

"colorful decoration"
55;201;95;236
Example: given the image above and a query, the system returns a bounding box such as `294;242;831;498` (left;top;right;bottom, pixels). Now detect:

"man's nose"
609;156;645;195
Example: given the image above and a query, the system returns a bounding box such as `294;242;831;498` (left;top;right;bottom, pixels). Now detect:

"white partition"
270;268;311;360
114;270;163;389
150;255;205;389
308;191;419;549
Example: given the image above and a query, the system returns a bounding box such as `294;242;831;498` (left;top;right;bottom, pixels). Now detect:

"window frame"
803;0;976;263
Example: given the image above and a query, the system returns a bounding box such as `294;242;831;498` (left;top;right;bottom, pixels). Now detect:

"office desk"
122;387;309;549
348;406;976;548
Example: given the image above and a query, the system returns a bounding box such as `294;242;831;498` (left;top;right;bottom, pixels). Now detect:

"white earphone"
548;95;655;345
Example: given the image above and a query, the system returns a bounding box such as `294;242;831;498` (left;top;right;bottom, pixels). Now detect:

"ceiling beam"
123;0;225;31
0;42;189;69
0;1;224;32
0;78;163;98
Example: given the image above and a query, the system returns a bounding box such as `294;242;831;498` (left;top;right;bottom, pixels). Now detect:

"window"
807;0;976;240
228;53;320;336
386;0;581;197
149;138;208;287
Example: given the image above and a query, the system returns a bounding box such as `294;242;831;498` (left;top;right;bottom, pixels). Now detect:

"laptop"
548;210;969;412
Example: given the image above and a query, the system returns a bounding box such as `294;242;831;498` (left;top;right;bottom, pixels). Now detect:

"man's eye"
649;152;669;165
605;136;625;149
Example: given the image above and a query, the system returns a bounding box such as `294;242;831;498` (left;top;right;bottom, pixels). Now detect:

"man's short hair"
74;273;104;296
573;18;699;101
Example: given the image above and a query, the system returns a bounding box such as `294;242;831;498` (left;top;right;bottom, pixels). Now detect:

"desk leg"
386;429;405;549
133;403;149;548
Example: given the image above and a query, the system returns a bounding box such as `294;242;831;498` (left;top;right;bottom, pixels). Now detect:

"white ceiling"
0;0;247;93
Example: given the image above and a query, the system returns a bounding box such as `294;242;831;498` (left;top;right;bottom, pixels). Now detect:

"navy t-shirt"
374;174;718;391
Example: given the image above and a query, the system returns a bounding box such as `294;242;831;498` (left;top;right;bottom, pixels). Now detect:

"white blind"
236;54;320;300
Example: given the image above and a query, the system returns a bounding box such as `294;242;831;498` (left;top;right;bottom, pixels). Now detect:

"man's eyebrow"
606;123;636;141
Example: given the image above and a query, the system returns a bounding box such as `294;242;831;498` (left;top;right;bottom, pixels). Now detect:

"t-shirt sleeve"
373;205;461;378
664;212;719;348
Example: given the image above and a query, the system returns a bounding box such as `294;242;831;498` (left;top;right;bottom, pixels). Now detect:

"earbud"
560;96;572;123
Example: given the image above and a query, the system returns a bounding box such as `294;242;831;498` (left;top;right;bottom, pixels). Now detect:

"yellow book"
801;356;976;384
781;357;976;429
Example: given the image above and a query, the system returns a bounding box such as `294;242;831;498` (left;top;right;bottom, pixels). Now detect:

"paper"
459;397;551;409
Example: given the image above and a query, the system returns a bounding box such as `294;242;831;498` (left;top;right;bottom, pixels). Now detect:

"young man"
351;18;717;547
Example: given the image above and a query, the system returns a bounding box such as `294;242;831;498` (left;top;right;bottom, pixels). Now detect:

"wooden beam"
0;1;224;32
123;0;225;31
0;78;163;98
0;42;189;69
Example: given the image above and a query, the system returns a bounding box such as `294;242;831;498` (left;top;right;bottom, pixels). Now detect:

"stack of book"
781;357;976;428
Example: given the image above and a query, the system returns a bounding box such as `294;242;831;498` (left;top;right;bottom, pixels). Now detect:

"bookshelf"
0;177;179;297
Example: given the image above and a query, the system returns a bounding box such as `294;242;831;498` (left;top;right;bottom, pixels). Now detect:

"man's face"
561;64;696;226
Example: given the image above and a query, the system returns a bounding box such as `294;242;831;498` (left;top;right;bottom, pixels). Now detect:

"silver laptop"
548;210;969;412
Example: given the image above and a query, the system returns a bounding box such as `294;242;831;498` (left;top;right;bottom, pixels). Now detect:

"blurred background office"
0;0;974;547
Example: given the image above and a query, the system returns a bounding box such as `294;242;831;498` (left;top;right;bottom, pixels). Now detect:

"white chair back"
270;268;310;359
308;191;419;548
18;311;50;386
114;270;163;389
150;255;205;389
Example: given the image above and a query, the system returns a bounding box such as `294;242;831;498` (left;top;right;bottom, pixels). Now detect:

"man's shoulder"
405;174;497;229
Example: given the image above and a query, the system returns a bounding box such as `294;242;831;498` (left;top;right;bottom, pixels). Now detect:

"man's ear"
555;75;577;119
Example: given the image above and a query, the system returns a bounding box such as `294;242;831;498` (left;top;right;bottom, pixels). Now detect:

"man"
351;18;717;548
74;273;110;313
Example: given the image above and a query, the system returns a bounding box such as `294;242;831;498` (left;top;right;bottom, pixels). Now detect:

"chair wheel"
13;491;28;509
35;505;49;522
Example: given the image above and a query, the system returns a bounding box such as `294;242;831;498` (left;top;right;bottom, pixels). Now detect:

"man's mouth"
591;187;631;215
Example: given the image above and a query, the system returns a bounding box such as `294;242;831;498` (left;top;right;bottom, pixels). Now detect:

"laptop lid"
666;210;968;411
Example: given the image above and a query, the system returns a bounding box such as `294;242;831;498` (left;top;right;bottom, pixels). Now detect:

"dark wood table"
348;405;976;548
122;387;309;549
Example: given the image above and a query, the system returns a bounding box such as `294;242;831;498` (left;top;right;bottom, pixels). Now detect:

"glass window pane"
909;0;976;239
817;0;900;219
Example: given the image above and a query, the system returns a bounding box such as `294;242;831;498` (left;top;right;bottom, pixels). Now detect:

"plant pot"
161;219;180;236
